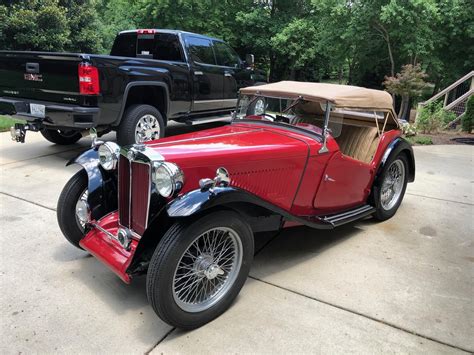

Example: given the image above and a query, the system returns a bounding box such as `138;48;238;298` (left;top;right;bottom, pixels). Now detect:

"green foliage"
462;95;474;133
0;115;25;132
1;0;70;51
417;101;456;133
384;64;428;119
0;0;471;91
1;0;103;52
401;122;418;137
383;64;428;97
406;135;433;145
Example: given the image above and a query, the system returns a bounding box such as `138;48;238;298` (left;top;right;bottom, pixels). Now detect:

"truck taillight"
137;29;156;34
78;63;100;95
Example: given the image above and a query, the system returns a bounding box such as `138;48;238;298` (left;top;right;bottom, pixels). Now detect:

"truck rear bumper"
0;96;100;129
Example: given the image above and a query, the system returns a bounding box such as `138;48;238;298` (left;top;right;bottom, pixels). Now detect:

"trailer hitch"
10;122;41;143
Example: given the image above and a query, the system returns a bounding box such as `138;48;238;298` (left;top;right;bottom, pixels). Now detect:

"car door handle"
194;71;204;76
324;174;336;182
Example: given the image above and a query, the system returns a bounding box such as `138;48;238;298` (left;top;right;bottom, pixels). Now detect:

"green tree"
428;0;474;92
1;0;70;51
60;0;104;53
383;64;428;119
462;95;473;133
1;0;103;53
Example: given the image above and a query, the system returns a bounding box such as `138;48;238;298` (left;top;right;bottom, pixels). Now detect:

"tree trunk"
432;76;441;96
373;21;395;77
347;57;354;85
399;95;410;120
290;67;296;80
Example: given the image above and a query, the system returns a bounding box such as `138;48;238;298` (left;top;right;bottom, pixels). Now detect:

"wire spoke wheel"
135;114;161;143
172;227;243;313
74;189;88;231
380;159;405;211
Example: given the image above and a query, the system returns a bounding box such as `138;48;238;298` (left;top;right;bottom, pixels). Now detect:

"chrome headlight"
152;162;184;198
98;142;120;170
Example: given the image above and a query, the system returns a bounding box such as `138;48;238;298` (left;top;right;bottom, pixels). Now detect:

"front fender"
166;186;332;229
67;148;117;220
167;187;250;217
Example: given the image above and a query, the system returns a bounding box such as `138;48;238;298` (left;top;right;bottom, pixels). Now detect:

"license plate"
30;103;45;118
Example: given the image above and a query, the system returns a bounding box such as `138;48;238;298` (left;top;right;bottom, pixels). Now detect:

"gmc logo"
24;73;43;82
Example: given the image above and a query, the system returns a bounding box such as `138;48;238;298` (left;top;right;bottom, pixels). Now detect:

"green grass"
0;115;26;132
406;135;433;145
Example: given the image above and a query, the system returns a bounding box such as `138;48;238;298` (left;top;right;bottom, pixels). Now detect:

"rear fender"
67;148;117;220
375;137;415;184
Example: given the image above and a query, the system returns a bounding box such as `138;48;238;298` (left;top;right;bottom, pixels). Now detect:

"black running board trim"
321;205;375;227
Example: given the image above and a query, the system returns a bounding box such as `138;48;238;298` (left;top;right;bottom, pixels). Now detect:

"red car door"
313;151;372;212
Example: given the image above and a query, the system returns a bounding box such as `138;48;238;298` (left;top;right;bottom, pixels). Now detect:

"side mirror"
245;54;255;67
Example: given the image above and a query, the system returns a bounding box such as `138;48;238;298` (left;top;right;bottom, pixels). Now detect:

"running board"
186;115;232;125
322;205;375;227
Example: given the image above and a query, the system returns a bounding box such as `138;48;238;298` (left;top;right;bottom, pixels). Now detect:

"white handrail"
445;89;473;110
420;71;474;106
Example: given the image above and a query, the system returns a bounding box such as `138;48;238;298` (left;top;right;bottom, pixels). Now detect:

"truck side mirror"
245;54;255;67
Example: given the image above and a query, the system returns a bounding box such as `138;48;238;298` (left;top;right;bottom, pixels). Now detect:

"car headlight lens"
98;142;120;170
152;162;184;198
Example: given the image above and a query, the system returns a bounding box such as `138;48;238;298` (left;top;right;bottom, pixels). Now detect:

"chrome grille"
118;154;151;236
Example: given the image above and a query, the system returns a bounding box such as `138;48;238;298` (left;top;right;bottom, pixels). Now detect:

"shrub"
462;95;473;133
417;101;456;133
401;122;417;136
406;135;433;145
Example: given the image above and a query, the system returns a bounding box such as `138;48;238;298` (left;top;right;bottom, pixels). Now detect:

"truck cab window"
214;41;241;68
110;33;137;57
153;33;184;62
137;34;155;58
186;37;216;65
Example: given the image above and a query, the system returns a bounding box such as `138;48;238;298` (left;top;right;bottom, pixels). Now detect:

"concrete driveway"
1;127;472;354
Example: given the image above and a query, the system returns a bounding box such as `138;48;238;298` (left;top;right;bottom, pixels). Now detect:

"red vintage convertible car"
57;81;415;329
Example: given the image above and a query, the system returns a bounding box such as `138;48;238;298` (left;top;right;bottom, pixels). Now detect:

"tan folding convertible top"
240;81;396;115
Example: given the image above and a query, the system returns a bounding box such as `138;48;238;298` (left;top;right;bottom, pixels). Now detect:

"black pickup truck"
0;29;266;145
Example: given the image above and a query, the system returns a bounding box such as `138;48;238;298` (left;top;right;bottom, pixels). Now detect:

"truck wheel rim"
172;227;243;313
380;159;405;210
135;114;160;143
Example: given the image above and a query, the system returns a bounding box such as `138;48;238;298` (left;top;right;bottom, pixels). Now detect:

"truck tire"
117;105;165;145
41;128;82;145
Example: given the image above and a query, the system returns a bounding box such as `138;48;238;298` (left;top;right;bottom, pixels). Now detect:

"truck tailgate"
0;51;84;104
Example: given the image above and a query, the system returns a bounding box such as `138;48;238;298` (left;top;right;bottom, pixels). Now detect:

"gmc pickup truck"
0;29;266;145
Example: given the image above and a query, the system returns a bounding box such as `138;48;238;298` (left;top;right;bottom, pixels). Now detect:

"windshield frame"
232;93;327;142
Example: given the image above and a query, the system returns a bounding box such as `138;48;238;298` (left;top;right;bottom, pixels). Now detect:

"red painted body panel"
290;129;401;215
313;152;372;212
80;212;137;283
148;123;312;210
